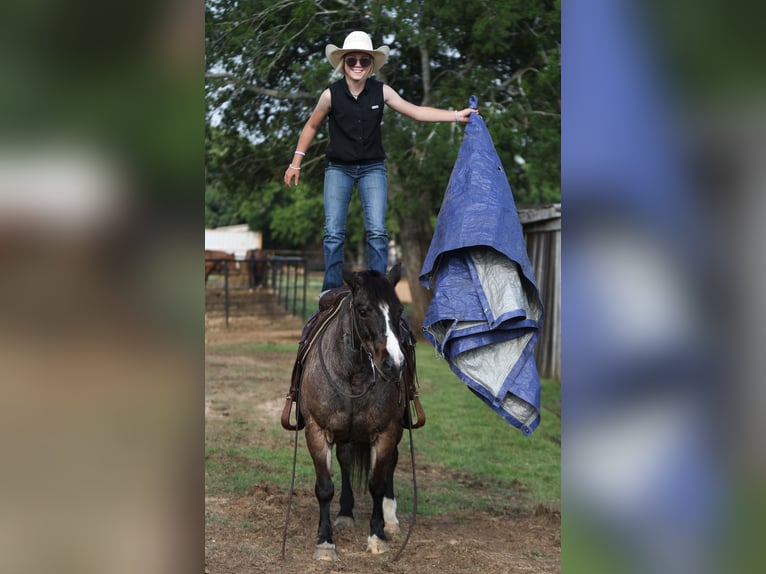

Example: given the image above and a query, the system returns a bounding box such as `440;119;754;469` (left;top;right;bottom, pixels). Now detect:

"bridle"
317;295;402;399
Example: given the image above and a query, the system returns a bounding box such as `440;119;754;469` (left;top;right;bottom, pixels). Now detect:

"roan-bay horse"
298;263;409;561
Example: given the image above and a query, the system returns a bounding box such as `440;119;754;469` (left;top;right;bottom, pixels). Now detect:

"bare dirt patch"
205;292;560;573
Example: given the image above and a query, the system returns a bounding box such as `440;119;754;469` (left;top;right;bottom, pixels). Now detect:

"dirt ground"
205;291;560;574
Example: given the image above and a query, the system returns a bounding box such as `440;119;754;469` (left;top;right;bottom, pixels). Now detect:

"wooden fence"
520;204;561;381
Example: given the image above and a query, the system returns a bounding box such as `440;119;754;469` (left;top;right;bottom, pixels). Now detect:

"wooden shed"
520;204;561;381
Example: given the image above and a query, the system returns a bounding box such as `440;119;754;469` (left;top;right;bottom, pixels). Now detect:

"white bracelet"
288;164;301;170
294;150;306;156
454;110;459;122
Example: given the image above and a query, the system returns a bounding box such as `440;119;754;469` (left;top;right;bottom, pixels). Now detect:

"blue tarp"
419;96;544;435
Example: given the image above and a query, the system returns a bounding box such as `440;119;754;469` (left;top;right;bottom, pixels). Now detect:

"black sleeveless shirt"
326;78;386;164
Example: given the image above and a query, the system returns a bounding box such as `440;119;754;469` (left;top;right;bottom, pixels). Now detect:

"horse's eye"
357;306;369;318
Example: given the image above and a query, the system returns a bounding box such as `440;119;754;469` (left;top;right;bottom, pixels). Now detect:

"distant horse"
204;250;236;284
299;264;408;561
245;249;270;288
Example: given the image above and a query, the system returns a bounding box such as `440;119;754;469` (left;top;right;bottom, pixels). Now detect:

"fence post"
291;262;299;315
301;259;307;319
223;260;230;330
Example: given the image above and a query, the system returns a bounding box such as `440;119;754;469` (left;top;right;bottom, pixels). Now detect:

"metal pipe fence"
205;255;307;329
269;256;307;319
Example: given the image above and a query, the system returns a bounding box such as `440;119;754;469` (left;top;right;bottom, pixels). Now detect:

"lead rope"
281;385;301;560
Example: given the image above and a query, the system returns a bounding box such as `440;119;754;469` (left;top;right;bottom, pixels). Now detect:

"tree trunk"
397;216;433;341
390;179;434;340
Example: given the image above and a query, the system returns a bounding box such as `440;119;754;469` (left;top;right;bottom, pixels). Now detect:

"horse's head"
342;263;405;382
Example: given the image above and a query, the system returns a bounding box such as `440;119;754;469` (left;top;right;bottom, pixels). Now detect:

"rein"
392;414;418;562
281;382;301;560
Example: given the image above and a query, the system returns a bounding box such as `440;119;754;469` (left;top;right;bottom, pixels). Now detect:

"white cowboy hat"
325;31;390;72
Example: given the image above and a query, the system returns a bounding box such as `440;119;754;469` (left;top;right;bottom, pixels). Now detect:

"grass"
205;340;560;516
210;342;296;355
206;442;317;494
413;345;561;506
301;274;324;320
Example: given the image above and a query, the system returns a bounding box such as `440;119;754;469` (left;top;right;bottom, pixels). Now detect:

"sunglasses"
345;56;372;68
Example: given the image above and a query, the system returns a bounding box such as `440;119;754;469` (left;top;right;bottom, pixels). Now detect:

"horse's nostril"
382;355;403;374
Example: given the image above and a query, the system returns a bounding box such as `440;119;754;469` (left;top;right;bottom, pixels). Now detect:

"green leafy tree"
205;0;559;329
205;183;239;228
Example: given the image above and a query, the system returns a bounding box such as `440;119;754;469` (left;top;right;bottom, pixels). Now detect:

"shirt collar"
343;79;369;98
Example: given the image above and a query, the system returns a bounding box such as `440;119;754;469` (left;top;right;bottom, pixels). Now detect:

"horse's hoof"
384;520;401;535
366;534;388;555
313;548;338;561
312;542;338;561
334;515;355;530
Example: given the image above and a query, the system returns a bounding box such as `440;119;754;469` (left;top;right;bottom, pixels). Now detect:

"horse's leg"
366;435;399;554
334;442;355;530
304;422;337;561
383;446;400;535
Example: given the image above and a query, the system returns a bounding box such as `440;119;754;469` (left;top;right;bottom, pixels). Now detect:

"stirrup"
403;395;426;429
280;394;304;431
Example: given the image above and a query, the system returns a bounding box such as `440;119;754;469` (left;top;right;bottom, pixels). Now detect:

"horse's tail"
349;442;371;490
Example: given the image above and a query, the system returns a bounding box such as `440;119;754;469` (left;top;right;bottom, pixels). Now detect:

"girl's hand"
284;165;300;186
456;108;479;122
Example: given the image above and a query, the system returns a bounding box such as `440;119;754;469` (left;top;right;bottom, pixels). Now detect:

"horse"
245;248;270;288
204;249;236;284
298;263;409;561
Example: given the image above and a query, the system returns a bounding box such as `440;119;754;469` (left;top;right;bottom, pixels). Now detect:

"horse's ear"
387;262;402;286
342;265;359;289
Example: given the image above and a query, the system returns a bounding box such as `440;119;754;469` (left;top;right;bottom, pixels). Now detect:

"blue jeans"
322;161;388;290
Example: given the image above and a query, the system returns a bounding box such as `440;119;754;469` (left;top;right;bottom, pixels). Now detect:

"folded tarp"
419;96;544;435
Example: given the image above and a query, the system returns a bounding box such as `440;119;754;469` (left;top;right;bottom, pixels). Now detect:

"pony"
298;263;409;561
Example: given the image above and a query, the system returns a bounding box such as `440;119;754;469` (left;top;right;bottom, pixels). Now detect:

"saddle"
280;286;426;431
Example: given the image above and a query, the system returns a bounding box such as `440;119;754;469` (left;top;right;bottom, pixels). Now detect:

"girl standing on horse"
283;31;478;293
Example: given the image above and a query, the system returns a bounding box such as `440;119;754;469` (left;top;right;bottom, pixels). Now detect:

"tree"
205;0;560;331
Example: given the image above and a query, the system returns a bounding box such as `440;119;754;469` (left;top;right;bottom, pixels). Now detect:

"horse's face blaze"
378;301;404;378
350;273;404;380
